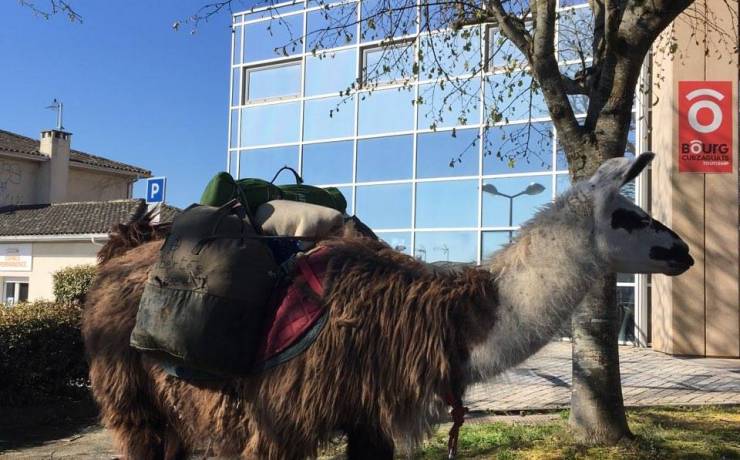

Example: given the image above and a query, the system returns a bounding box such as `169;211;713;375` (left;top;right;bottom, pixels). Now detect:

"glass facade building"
227;0;647;343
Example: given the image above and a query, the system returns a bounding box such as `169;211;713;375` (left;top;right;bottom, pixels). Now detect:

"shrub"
53;264;96;304
0;301;88;406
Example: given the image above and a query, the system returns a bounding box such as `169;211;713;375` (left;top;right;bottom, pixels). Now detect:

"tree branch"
525;0;584;158
588;0;694;157
18;0;82;22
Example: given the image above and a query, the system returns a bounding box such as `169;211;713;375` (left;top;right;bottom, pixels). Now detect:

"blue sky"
0;1;249;207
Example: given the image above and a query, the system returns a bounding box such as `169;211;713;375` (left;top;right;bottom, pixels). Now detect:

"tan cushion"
255;200;344;238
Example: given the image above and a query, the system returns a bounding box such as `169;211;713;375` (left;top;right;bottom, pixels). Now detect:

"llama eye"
610;209;649;233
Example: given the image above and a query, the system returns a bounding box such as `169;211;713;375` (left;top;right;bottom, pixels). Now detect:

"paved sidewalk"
466;341;740;412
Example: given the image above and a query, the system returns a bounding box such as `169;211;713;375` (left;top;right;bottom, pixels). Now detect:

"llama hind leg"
345;424;394;460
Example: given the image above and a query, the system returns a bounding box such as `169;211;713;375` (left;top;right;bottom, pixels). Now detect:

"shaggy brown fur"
83;226;499;459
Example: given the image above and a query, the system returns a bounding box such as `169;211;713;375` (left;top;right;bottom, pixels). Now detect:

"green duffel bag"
200;172;282;211
273;166;347;214
200;168;347;215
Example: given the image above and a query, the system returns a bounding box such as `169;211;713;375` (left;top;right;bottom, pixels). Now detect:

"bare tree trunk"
569;273;632;443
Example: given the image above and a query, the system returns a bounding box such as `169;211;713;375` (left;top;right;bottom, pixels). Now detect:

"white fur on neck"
469;187;605;382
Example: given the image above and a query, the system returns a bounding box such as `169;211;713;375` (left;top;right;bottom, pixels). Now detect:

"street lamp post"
482;182;546;241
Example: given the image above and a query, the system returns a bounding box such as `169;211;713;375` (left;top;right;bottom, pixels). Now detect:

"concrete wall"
0;241;100;302
67;168;132;202
651;0;739;357
0;156;40;206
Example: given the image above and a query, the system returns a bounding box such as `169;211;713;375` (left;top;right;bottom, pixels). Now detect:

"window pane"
360;0;416;42
231;67;241;106
337;186;354;214
482;231;510;260
419;28;482;78
244;13;304;62
239;146;299;182
5;283;14;304
414;231;477;263
558;6;593;62
303;96;355;141
484;122;553;174
485;72;548;122
357;135;413;181
617;286;635;342
229;151;238;177
488;27;525;70
307;3;357;51
356;183;412;229
246;63;301;101
18;283;28;303
233;25;242;65
420;1;482;31
229;109;239;148
416;180;478;228
241;102;300;146
482;176;552;227
358;88;414;135
306;49;357;96
417;78;480;130
417;129;479;178
363;43;415;84
378;231;412;254
302;141;353;184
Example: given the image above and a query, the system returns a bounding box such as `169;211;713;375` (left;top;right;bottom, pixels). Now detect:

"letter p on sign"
678;81;733;173
146;177;166;204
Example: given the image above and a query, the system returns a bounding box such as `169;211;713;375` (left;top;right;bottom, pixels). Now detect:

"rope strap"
444;393;468;459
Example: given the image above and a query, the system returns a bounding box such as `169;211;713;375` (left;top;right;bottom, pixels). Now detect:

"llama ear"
620;152;654;187
589;152;655;192
622;152;655;185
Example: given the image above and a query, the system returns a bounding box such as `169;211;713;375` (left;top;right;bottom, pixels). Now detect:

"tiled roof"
0;129;151;177
0;200;179;236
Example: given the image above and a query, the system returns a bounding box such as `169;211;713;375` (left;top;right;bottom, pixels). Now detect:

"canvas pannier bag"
130;199;278;377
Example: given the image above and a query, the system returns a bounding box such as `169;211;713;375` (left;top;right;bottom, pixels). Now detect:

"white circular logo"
686;88;725;134
688;140;703;154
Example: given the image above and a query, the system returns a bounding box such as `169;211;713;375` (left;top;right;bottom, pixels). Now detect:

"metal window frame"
358;37;417;88
242;58;304;105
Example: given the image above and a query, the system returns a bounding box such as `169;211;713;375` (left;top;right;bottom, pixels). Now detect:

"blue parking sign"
146;177;166;204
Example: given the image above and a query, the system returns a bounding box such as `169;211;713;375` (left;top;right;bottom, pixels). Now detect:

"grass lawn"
413;406;740;459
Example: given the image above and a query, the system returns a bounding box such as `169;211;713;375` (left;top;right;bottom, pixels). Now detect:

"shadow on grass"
0;393;100;453
626;406;740;460
413;406;739;459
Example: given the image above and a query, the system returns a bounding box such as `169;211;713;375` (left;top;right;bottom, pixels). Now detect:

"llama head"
587;152;693;276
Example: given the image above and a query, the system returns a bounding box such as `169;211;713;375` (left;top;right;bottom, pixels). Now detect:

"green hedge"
0;301;88;406
53;264;96;304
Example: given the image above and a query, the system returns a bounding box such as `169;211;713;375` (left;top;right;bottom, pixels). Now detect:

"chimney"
37;129;71;203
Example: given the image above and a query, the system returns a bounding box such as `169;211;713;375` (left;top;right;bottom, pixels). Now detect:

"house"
0;128;176;303
0;200;178;302
0;128;149;206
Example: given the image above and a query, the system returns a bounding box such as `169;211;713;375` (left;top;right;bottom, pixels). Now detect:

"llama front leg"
345;424;394;460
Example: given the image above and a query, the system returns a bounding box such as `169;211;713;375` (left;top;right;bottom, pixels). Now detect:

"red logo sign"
678;81;733;173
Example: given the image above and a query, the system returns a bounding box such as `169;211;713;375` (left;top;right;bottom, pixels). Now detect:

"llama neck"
469;210;605;381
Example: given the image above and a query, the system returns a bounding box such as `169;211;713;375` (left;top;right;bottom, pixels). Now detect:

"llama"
82;153;693;460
